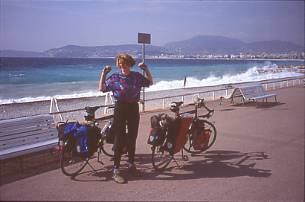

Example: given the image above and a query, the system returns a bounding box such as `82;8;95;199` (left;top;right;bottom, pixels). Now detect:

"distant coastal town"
146;52;305;60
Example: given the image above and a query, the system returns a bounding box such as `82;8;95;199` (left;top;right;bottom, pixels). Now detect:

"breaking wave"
1;65;303;105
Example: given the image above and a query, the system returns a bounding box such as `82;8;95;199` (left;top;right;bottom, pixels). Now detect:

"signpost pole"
142;43;145;112
138;33;151;112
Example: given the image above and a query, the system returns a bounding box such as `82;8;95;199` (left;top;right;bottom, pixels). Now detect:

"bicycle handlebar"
171;97;214;119
84;104;115;122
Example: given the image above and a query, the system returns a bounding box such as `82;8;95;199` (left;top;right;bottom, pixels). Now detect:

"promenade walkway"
0;86;304;201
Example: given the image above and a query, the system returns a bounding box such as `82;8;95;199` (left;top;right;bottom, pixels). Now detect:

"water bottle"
101;122;111;138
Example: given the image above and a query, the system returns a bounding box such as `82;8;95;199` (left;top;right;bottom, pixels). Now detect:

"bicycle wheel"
60;138;88;176
100;140;114;157
183;119;217;154
151;145;173;171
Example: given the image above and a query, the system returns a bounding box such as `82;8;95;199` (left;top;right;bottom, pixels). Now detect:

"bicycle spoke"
152;146;172;171
60;142;88;176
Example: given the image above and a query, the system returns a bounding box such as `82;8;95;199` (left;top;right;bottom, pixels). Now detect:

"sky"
0;0;304;52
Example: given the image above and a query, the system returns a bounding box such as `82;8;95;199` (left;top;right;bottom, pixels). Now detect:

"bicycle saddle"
85;106;100;114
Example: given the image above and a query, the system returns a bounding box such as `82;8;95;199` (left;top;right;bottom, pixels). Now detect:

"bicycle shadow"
232;102;285;109
132;150;272;181
69;150;271;183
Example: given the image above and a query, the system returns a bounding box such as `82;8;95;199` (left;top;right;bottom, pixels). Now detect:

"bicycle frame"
151;98;217;171
59;104;115;176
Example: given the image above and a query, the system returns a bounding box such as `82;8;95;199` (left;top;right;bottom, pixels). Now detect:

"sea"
0;57;304;105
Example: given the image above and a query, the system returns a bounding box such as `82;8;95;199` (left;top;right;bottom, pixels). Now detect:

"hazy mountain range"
1;35;303;58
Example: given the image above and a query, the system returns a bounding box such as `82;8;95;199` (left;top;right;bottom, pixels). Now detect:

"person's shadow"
71;150;271;182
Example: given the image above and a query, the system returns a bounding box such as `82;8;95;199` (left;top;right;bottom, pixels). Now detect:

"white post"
162;99;166;109
104;93;109;114
50;97;63;121
50;97;53;114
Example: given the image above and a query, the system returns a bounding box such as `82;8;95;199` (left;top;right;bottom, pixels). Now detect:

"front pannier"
147;114;171;146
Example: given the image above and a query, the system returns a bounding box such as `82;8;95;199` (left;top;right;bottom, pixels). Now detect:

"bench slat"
0;139;58;160
0;122;54;137
0;127;56;141
0;129;57;150
0;114;58;160
251;94;277;101
0;116;53;130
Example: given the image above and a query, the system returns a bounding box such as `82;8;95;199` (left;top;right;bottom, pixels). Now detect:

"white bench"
0;114;58;160
229;84;277;104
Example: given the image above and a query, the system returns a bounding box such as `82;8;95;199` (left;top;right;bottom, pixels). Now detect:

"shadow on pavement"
5;149;270;184
232;102;285;109
72;150;272;183
131;150;272;181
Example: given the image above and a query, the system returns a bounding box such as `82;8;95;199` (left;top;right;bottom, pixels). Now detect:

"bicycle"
57;105;115;177
151;97;217;171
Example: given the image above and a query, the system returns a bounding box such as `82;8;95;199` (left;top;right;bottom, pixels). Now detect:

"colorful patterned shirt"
102;71;150;103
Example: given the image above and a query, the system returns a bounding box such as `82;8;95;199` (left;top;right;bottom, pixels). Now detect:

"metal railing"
140;76;304;111
48;76;304;118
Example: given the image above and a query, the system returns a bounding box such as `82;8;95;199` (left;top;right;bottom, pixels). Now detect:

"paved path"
0;86;304;201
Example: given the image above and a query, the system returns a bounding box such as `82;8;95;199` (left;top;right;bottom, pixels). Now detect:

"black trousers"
112;101;140;169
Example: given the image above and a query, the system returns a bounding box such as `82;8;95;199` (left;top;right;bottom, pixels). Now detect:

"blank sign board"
138;33;151;44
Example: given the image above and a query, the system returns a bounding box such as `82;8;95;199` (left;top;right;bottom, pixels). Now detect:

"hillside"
1;35;303;58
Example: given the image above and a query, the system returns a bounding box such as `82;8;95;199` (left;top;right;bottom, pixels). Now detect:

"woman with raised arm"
98;53;153;184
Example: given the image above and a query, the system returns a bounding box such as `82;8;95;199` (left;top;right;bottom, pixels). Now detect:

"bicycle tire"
100;141;114;157
60;138;88;176
183;119;217;154
151;145;173;171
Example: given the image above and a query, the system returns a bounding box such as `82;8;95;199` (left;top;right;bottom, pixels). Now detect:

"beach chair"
229;84;277;104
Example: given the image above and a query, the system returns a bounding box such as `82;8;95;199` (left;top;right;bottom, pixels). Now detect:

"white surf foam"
1;66;303;105
147;66;303;92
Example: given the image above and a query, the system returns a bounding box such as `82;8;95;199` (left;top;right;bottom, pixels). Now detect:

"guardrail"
49;76;304;117
141;76;304;111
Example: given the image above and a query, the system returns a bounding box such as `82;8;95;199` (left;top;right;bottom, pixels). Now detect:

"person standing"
98;53;153;184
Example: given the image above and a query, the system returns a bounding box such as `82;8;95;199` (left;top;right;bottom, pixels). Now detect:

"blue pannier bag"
57;122;79;153
75;125;90;157
60;122;98;158
63;122;80;139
